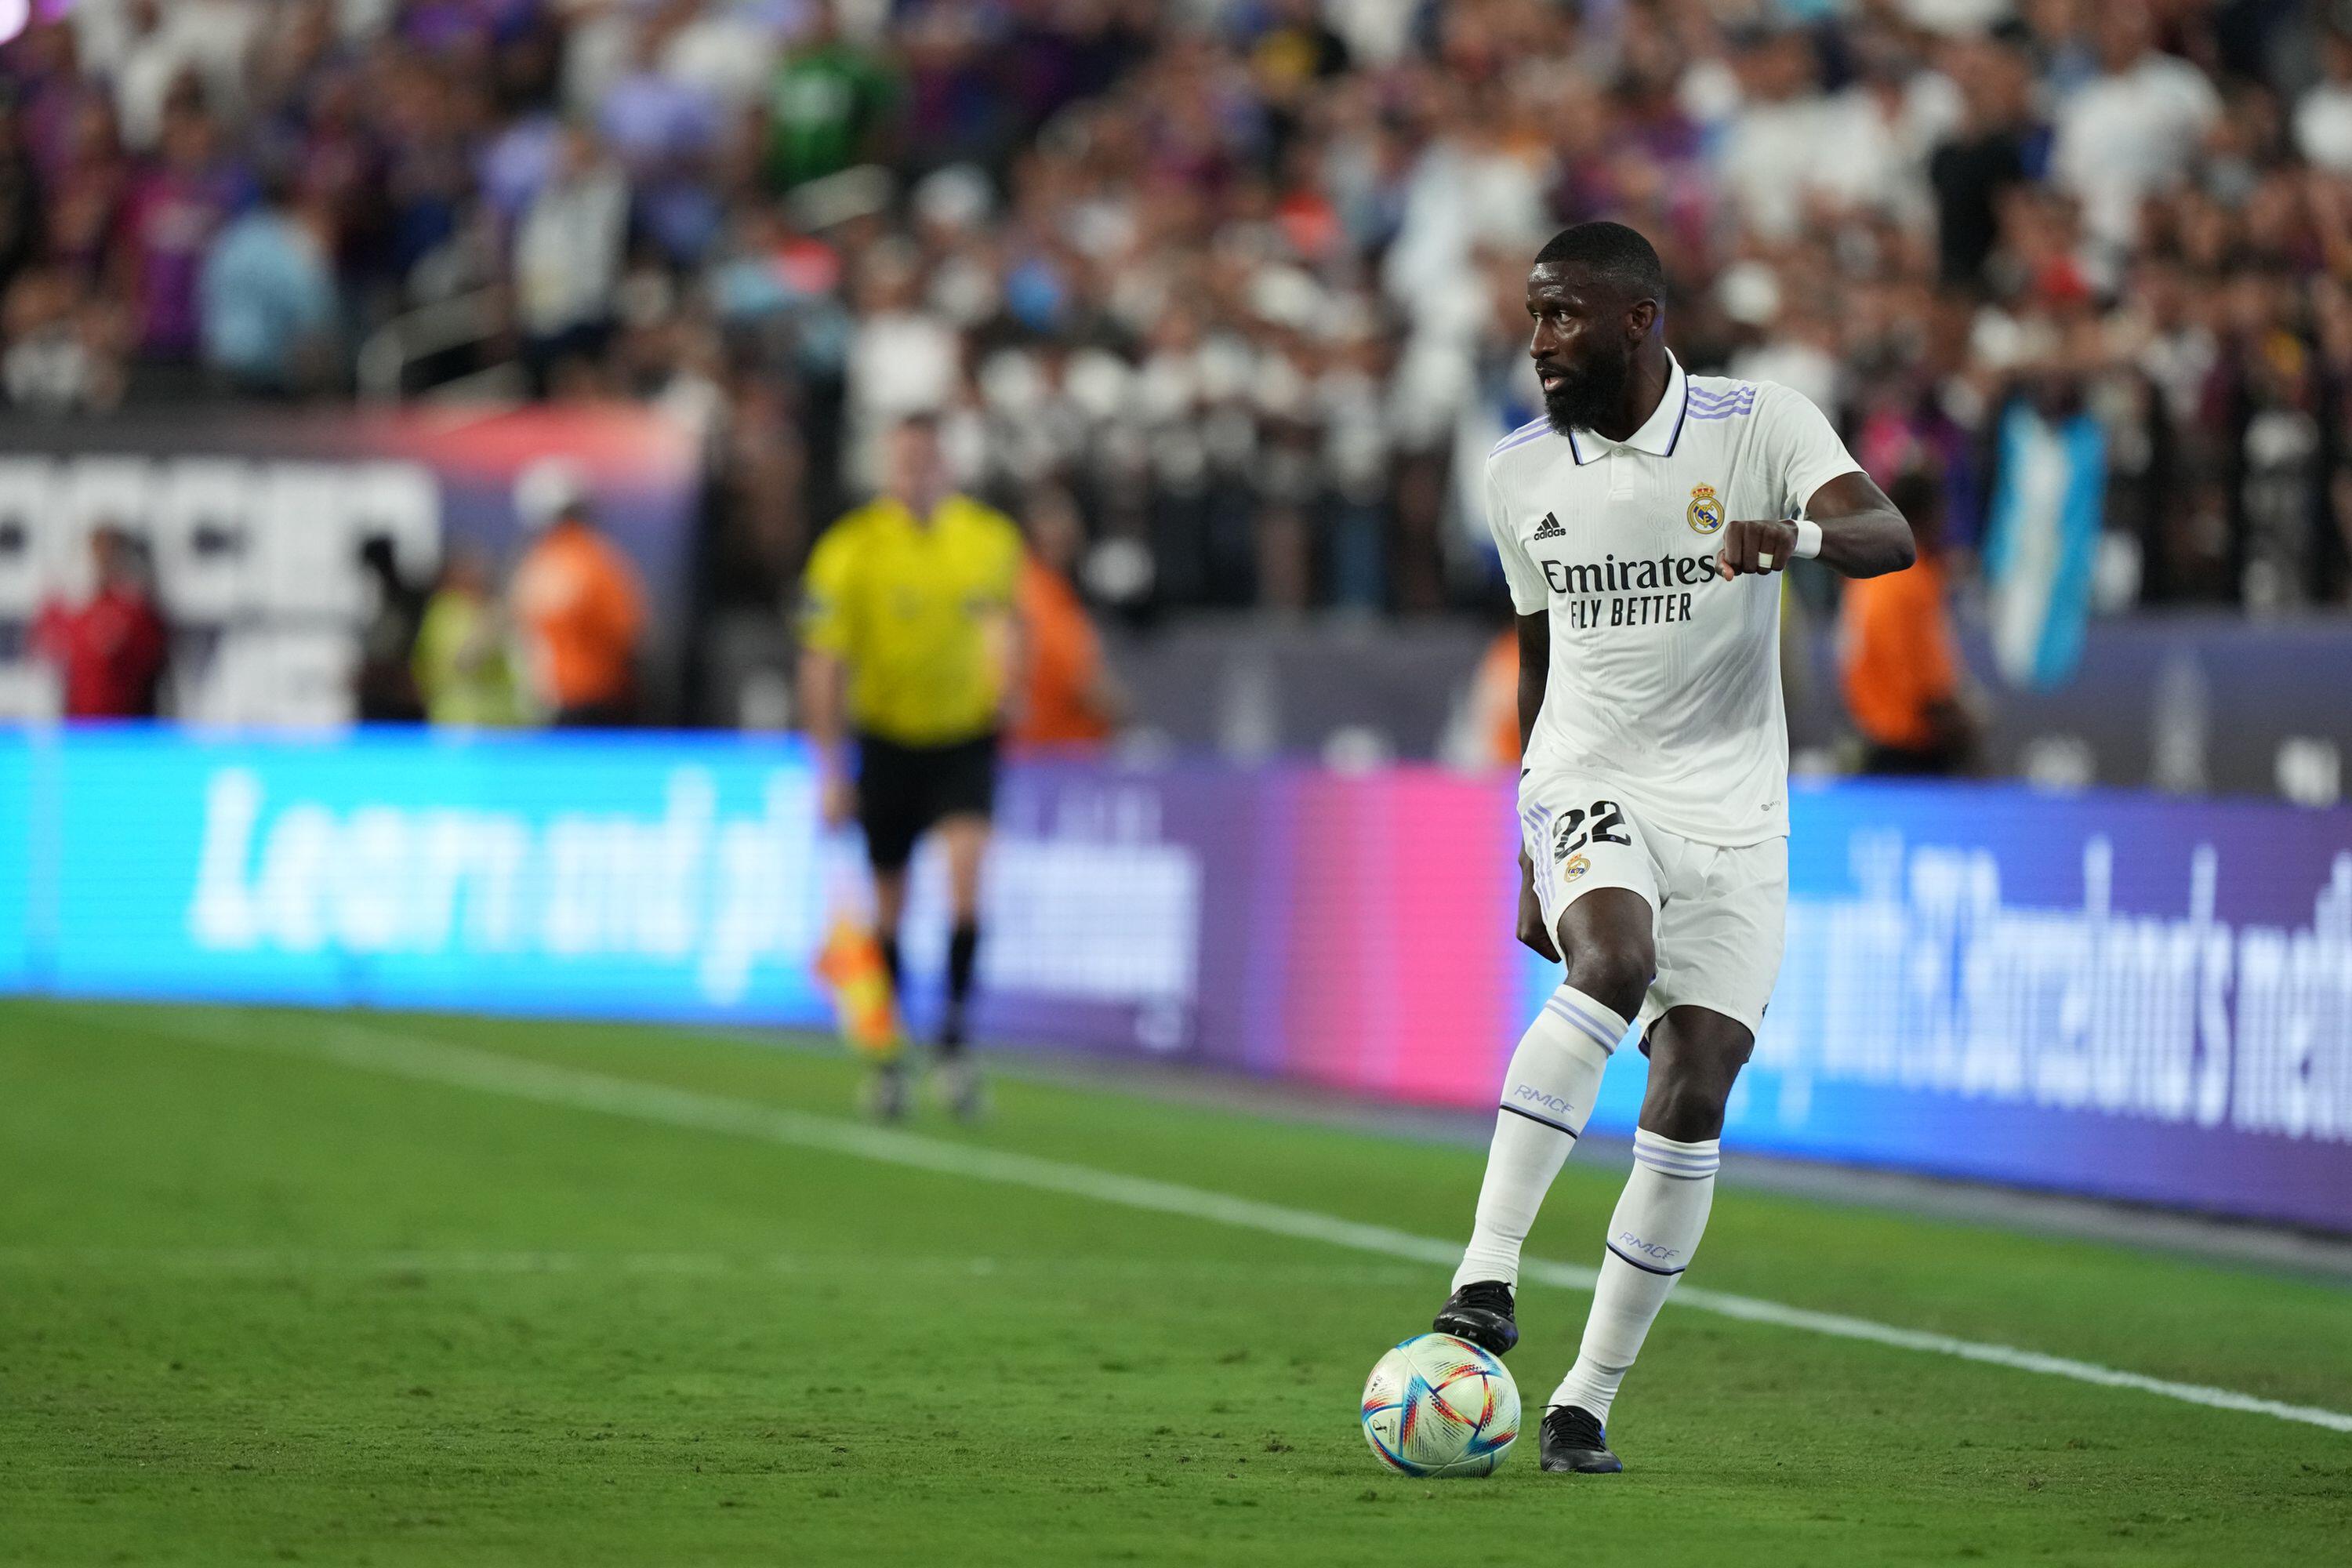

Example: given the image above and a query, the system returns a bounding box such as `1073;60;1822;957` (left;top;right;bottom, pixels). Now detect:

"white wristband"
1792;517;1823;560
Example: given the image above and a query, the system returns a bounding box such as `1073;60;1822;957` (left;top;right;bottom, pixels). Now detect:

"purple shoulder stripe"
1687;383;1758;421
1490;420;1557;458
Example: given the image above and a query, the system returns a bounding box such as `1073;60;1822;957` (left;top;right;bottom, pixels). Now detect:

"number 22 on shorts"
1551;799;1631;864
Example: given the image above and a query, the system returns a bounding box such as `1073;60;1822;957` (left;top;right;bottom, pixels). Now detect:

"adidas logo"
1532;513;1566;540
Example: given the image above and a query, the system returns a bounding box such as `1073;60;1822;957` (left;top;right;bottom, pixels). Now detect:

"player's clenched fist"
1715;517;1801;579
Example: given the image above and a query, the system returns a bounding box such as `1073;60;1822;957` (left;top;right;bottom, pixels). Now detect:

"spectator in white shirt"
843;245;960;487
2050;0;2220;253
1718;30;1884;242
513;125;630;385
2293;29;2352;176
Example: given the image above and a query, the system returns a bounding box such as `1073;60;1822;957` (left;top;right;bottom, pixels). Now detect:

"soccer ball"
1359;1332;1520;1477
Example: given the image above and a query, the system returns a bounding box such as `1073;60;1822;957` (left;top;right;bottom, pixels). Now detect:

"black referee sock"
942;921;981;1054
878;934;902;998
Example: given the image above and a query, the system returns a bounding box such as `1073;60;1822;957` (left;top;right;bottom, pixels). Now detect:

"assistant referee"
798;414;1024;1120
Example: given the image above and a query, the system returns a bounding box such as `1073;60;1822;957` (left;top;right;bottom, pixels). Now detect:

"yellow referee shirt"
800;493;1024;747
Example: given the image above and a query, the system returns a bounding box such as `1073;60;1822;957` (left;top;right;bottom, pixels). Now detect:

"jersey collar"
1565;350;1690;466
878;492;953;531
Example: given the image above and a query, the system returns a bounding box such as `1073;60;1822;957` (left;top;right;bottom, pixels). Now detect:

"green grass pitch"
4;997;2350;1566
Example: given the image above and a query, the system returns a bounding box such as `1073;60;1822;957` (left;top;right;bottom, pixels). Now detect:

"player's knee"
1562;939;1653;1022
1642;1071;1732;1142
1642;1032;1751;1141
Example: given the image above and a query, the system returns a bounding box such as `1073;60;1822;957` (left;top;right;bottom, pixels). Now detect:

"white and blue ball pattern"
1359;1333;1520;1476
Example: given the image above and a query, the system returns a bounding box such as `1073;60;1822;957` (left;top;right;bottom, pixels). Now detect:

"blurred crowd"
5;0;2352;636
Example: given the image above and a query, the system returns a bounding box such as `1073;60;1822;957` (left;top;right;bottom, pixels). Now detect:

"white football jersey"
1486;351;1861;845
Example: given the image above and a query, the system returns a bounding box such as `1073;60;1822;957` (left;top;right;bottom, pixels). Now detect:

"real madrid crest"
1686;483;1725;535
1563;852;1591;883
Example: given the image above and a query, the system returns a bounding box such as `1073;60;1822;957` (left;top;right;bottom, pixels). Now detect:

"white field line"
144;1008;2352;1436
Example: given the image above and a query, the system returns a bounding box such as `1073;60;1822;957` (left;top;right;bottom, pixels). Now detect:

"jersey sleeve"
1755;383;1864;520
800;524;856;655
1484;460;1547;615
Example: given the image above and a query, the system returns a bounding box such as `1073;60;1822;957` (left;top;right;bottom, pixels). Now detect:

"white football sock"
1449;985;1624;1292
1548;1128;1720;1426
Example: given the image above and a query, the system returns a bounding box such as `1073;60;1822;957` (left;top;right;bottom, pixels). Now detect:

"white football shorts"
1518;767;1788;1040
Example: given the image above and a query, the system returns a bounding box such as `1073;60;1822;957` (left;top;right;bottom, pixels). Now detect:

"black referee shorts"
855;730;1000;873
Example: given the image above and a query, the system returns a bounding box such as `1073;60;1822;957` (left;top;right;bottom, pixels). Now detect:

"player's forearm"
1813;504;1916;579
1513;612;1550;754
797;648;848;778
985;609;1022;726
1804;472;1916;579
1516;667;1547;755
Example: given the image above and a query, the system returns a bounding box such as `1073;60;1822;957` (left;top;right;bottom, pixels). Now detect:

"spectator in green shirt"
413;550;532;729
763;2;900;191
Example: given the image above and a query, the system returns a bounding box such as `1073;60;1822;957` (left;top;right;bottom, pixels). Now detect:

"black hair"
1533;221;1666;304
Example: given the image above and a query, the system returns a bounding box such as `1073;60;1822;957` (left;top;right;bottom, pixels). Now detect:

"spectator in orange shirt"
509;460;647;728
1839;471;1981;775
1011;487;1123;752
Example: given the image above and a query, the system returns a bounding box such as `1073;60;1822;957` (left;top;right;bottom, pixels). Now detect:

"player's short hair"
1533;222;1666;304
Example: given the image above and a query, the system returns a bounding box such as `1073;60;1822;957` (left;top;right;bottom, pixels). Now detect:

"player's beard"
1541;347;1633;437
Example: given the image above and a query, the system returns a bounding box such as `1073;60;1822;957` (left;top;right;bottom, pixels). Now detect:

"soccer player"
1430;223;1914;1473
799;414;1024;1121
